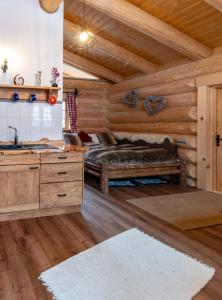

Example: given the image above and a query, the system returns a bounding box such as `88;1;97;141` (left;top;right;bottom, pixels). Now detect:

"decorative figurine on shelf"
35;71;42;86
51;67;60;87
48;94;57;105
12;93;20;102
14;74;24;86
1;59;8;73
29;93;37;102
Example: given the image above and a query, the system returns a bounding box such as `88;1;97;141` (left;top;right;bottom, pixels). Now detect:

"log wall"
63;78;110;132
107;55;222;187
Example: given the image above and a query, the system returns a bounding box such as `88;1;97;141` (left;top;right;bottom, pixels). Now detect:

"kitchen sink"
0;144;58;151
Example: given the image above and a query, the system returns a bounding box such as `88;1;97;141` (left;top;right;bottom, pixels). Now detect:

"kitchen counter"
0;142;85;221
0;142;86;155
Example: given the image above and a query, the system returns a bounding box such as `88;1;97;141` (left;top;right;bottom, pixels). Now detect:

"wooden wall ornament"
144;96;167;116
39;0;62;13
122;89;140;107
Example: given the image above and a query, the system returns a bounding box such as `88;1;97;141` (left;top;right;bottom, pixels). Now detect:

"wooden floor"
1;180;222;299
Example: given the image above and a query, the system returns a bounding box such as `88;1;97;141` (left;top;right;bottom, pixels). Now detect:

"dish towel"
66;89;78;133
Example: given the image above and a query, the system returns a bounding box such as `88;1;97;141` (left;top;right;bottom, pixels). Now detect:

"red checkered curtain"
66;91;78;133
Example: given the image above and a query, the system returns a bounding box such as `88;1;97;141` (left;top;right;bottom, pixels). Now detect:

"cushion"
89;133;100;145
63;133;83;146
97;132;117;145
79;131;92;143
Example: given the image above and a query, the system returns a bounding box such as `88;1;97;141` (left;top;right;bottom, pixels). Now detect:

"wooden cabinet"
41;152;82;164
0;151;83;219
40;182;82;209
40;152;84;209
40;162;83;183
0;164;40;213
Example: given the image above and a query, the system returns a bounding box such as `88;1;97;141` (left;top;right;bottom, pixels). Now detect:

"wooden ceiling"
64;0;222;82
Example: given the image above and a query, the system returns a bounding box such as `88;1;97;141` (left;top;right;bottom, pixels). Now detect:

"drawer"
41;152;83;164
40;163;83;183
40;181;83;209
0;154;40;166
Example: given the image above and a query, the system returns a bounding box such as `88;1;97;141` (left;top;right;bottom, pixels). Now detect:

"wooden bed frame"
85;160;187;194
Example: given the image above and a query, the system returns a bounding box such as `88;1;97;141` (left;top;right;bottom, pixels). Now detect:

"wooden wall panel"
63;78;109;132
108;82;198;186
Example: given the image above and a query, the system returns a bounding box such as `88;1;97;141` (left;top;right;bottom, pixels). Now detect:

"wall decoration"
35;71;42;86
122;89;140;107
39;0;62;14
14;74;24;86
51;67;60;87
12;92;20;102
48;94;57;105
144;96;167;116
1;59;8;73
29;93;37;102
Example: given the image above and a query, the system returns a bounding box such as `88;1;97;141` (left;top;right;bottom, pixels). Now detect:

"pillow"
97;132;117;145
89;133;100;145
63;133;83;146
79;131;92;143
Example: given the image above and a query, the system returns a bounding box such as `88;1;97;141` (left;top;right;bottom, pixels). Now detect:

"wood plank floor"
0;181;222;299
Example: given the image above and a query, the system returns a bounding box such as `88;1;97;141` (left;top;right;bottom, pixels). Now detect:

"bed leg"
100;166;109;194
179;160;187;186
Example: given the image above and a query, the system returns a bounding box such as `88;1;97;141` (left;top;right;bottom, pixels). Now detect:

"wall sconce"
1;59;8;73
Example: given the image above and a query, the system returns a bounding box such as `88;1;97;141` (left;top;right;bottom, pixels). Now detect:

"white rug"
39;228;215;300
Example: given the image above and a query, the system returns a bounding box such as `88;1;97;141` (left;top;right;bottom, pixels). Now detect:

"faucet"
9;126;18;145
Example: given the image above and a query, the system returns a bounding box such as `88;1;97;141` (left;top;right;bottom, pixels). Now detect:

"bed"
84;138;187;194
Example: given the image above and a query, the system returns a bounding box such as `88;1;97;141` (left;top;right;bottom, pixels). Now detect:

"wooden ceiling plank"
64;19;159;73
203;0;222;13
84;0;212;60
64;49;124;83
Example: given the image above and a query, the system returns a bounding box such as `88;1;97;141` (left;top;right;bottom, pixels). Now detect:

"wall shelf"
0;84;60;102
0;84;60;91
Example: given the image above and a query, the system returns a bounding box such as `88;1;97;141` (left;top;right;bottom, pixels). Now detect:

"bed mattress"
85;144;180;166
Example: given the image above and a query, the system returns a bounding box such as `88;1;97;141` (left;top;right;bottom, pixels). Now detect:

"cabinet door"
40;181;82;209
0;165;40;213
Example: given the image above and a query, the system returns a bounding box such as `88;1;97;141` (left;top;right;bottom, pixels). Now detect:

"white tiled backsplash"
0;102;63;142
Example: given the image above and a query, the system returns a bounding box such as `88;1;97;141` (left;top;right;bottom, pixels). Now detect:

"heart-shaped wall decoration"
122;89;140;107
144;96;167;116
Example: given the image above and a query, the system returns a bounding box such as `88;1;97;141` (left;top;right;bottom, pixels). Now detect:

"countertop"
0;140;86;155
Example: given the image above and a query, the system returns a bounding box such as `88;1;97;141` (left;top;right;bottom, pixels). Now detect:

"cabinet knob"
58;156;67;160
29;166;38;170
58;172;67;175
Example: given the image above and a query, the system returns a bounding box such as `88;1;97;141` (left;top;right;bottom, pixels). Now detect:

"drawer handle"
58;156;68;160
58;172;67;175
29;166;39;170
58;194;67;198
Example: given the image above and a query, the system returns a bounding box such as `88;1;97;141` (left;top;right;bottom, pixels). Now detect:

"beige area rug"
39;228;215;300
127;191;222;230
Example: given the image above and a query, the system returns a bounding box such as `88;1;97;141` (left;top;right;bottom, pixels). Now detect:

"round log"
109;122;197;135
108;92;197;107
108;78;196;102
108;106;197;124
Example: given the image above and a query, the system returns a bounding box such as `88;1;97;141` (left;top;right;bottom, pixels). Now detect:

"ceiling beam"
203;0;222;13
64;49;124;83
39;0;62;13
84;0;212;60
64;19;159;74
